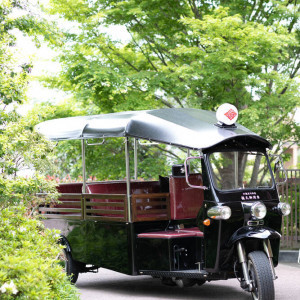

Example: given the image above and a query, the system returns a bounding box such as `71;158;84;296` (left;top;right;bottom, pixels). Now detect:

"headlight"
207;206;231;220
251;202;267;219
278;202;291;216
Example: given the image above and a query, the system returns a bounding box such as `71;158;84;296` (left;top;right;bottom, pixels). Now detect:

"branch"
106;44;140;72
279;60;300;95
126;25;158;72
154;145;181;160
155;95;174;108
250;0;264;21
248;0;257;21
187;0;202;20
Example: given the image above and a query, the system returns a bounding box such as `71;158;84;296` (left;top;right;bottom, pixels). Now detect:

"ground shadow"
77;272;251;300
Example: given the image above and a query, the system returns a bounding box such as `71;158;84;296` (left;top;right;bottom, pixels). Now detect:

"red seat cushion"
137;227;203;238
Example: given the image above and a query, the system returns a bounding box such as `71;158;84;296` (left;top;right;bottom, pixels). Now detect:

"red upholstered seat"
86;181;161;217
169;174;204;220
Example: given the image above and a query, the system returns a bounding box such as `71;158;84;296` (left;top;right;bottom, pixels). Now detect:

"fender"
227;226;281;248
58;235;72;253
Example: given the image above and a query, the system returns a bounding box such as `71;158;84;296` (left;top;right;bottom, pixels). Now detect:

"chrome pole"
234;152;238;188
125;137;131;222
187;149;190;157
237;241;252;291
81;139;86;194
263;240;277;280
134;138;138;180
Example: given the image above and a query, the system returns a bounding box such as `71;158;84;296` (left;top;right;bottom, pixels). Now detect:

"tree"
42;0;299;154
0;2;79;298
0;0;59;208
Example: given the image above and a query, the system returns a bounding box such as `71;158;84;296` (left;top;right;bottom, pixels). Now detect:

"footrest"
137;227;203;238
139;269;208;278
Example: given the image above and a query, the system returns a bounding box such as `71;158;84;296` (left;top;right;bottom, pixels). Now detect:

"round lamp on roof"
216;103;238;126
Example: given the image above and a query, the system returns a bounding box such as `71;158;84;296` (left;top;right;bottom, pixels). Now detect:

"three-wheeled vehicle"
36;104;290;300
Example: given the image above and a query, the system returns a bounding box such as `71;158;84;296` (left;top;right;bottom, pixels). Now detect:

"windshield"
209;151;273;191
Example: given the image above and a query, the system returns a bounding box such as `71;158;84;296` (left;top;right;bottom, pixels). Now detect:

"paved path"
77;263;300;300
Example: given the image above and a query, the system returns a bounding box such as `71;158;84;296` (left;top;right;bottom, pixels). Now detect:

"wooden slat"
85;216;126;222
40;214;82;220
134;201;167;207
83;193;126;200
132;193;169;199
132;193;170;222
135;209;168;215
132;216;169;222
39;207;81;213
51;201;81;207
55;201;82;207
85;208;124;215
85;201;125;207
59;193;82;199
124;196;128;222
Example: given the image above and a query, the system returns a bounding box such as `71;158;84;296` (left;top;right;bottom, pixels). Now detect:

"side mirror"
270;155;287;186
274;161;280;174
184;157;208;190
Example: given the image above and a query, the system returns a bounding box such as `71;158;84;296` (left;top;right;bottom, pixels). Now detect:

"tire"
248;251;275;300
58;249;79;284
196;279;206;286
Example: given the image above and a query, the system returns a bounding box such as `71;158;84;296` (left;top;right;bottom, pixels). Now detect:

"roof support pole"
187;149;190;157
125;137;131;222
81;139;86;194
134;138;138;180
234;152;238;188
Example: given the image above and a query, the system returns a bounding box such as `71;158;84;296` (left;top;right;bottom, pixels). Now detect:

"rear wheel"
248;251;274;300
58;249;79;284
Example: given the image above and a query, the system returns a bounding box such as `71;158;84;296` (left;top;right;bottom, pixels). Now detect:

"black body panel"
136;236;202;271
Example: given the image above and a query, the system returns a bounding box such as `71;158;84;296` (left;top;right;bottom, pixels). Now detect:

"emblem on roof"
216;103;238;126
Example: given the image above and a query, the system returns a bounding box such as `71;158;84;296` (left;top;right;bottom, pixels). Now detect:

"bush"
0;206;79;300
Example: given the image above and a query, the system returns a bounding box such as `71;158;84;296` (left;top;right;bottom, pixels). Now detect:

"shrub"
0;206;79;300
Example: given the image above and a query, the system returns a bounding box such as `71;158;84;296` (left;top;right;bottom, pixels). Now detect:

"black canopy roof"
35;108;271;150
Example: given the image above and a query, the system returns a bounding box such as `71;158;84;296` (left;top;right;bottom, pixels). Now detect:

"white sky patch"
102;25;131;43
12;28;68;115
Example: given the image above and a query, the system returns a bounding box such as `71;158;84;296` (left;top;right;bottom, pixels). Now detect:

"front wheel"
248;251;274;300
59;249;79;284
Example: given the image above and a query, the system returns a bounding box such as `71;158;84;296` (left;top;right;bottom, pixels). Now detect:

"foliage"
43;0;299;154
0;0;58;108
0;108;58;210
0;2;80;298
0;206;79;299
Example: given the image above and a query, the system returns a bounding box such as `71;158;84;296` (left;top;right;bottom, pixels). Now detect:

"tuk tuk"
36;105;290;300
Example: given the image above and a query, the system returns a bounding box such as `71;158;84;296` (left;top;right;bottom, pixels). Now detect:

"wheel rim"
248;260;259;300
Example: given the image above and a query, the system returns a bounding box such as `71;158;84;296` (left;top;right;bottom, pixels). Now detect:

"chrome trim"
134;138;138;180
263;240;277;280
250;202;266;219
277;202;291;216
184;156;208;190
207;206;231;220
81;139;86;194
247;220;264;227
125;137;131;222
237;241;252;291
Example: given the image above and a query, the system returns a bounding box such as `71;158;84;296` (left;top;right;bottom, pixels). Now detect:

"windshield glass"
209;151;273;191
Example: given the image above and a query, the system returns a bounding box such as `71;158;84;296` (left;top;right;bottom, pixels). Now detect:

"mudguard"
227;226;281;247
58;235;72;253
